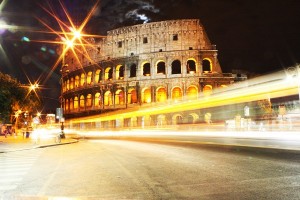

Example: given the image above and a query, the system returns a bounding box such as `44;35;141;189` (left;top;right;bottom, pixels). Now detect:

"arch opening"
171;60;181;74
172;87;182;101
187;60;196;74
143;63;151;76
142;88;151;103
202;59;212;72
156;87;167;102
130;64;137;77
157;61;166;74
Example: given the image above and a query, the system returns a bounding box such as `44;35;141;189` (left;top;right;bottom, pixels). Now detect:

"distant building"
60;19;236;120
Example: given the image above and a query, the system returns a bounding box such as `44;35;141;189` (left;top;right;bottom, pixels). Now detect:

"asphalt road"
1;139;300;199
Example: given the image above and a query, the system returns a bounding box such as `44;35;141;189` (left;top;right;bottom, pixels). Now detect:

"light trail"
69;69;299;124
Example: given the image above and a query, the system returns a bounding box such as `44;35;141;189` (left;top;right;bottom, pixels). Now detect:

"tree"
256;99;277;120
0;72;41;124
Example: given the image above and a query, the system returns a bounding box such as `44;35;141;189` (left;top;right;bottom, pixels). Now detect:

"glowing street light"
70;27;82;39
24;82;41;101
29;83;39;91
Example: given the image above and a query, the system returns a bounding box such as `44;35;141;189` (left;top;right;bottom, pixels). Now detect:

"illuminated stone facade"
61;19;235;120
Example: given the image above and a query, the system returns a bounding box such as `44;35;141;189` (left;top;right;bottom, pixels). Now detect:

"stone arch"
187;113;199;124
187;85;198;100
156;87;167;102
131;116;138;127
116;65;124;80
142;62;151;76
171;86;182;101
157;114;167;126
80;95;85;109
70;98;74;111
143;115;152;127
204;112;212;124
203;85;213;96
187;58;196;74
128;88;137;104
66;79;70;90
70;77;74;89
65;99;69;112
202;58;212;72
156;60;166;74
86;94;92;108
75;75;79;88
172;114;183;125
94;92;101;108
115;89;125;105
74;96;79;109
94;69;101;83
171;60;181;74
80;73;85;86
130;63;137;77
105;67;113;80
142;87;152;103
87;71;93;85
104;91;113;106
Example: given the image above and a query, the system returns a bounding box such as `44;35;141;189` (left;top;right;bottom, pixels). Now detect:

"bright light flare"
71;27;82;39
0;19;7;34
32;0;104;84
31;127;60;140
29;83;39;91
22;80;41;101
65;39;74;48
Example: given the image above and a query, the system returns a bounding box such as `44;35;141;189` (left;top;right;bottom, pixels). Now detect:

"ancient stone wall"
61;19;234;119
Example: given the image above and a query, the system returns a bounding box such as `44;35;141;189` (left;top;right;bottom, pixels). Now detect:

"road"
1;138;300;199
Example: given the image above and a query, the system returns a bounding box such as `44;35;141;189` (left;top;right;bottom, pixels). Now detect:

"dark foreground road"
1;138;300;199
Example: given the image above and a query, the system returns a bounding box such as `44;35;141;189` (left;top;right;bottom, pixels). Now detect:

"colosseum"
61;19;239;126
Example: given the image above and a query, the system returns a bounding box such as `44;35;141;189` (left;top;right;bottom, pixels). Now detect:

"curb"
0;139;79;153
38;139;79;149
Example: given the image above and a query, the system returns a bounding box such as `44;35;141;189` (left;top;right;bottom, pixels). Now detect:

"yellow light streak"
69;70;300;124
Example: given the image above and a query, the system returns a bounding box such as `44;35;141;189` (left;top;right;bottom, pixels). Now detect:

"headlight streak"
72;129;300;150
69;69;300;125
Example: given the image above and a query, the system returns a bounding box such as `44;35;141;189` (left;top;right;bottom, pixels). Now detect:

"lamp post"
58;42;69;139
14;110;22;136
57;27;82;139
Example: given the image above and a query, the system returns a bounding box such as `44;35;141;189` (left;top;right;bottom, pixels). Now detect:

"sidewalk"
0;135;78;153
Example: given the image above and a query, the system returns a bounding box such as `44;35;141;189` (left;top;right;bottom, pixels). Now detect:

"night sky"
1;0;300;111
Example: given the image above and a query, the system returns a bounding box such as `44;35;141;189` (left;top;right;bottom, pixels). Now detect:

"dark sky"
1;0;300;111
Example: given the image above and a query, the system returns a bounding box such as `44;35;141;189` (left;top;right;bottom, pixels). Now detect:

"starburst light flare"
33;0;104;84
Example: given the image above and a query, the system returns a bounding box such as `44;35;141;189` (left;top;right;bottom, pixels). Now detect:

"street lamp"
58;28;83;139
25;82;41;102
29;83;39;91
